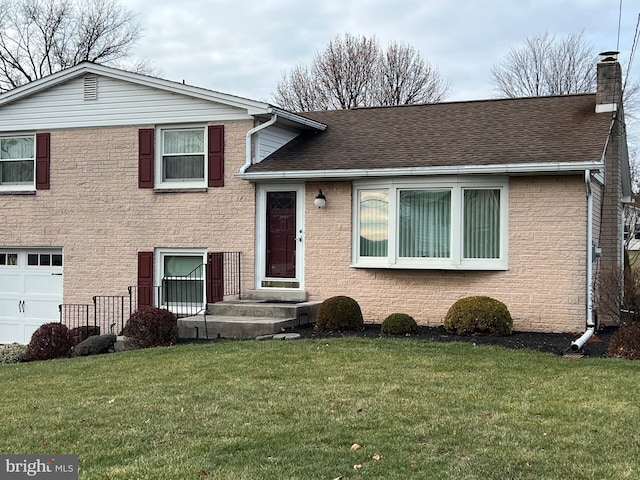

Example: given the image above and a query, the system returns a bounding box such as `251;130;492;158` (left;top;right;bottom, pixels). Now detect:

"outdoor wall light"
314;189;327;208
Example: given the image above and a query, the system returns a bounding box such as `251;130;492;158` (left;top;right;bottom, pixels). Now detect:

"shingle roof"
246;94;612;175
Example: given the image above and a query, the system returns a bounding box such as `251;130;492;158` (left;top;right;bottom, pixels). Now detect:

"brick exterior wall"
1;122;612;334
304;176;588;333
0;122;256;304
596;115;625;325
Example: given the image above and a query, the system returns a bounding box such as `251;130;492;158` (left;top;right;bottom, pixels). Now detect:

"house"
0;55;631;343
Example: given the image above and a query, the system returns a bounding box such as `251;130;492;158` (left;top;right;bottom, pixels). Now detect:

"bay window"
353;177;508;270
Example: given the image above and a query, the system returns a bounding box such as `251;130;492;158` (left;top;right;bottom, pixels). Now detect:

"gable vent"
83;75;98;100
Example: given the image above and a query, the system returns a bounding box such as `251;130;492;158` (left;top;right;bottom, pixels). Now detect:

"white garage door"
0;249;63;344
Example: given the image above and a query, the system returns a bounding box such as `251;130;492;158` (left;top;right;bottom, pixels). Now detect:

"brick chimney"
596;51;622;113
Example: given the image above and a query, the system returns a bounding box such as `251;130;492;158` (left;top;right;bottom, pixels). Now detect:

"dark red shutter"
138;128;154;188
208;125;224;187
35;132;50;190
207;252;224;303
137;251;154;309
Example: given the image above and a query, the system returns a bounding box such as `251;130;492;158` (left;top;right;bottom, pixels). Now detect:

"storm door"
266;191;297;278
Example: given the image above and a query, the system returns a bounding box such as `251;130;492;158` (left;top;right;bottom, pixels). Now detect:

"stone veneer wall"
304;175;588;333
0;121;256;304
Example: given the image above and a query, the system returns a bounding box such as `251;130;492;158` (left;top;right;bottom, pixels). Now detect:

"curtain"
464;189;500;259
359;190;389;257
399;190;451;258
0;137;34;183
162;129;204;180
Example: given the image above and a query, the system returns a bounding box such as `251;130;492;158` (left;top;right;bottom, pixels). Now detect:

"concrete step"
208;300;320;320
245;289;308;303
178;314;310;340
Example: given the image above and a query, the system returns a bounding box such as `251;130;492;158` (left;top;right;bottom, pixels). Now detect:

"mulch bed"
288;323;616;358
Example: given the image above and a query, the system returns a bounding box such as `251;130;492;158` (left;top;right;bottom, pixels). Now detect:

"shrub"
607;323;640;359
0;343;27;364
25;323;74;361
123;307;178;349
444;296;513;336
381;313;419;335
315;296;364;332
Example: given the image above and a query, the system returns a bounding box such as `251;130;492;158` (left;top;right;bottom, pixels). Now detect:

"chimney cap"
599;50;619;62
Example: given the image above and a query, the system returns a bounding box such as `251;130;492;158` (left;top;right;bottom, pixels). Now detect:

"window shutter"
138;128;154;188
208;125;224;187
35;132;50;190
207;252;224;303
137;251;154;309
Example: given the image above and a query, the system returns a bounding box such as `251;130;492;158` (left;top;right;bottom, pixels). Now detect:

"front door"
266;191;297;278
257;185;304;289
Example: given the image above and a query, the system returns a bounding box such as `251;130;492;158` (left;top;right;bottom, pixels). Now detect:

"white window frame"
155;248;207;313
352;176;509;270
0;134;35;192
155;126;207;190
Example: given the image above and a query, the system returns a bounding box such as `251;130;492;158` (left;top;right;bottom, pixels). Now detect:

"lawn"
1;338;639;479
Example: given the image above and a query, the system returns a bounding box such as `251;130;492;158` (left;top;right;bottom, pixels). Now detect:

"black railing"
218;251;242;298
93;295;130;334
59;304;95;333
60;252;242;332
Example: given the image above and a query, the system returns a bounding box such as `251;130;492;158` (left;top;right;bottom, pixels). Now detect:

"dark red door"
266;191;296;278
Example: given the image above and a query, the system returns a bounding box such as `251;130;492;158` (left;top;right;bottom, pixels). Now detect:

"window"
157;127;206;188
0;253;18;266
27;253;63;267
353;177;508;270
0;135;34;189
156;249;206;311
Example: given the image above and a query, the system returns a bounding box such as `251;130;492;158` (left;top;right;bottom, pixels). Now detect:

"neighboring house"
0;56;631;343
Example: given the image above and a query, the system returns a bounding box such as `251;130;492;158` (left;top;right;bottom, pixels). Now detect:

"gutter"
240;115;278;174
569;169;597;352
236;160;605;181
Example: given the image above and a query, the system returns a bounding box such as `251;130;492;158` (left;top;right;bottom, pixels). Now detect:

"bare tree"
0;0;143;92
375;42;449;106
491;32;597;98
274;33;449;111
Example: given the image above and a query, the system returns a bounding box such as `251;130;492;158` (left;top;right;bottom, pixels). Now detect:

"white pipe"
585;170;595;327
570;170;596;352
240;114;278;174
570;327;595;351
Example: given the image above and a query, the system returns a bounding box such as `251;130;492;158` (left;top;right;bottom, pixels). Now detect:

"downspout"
240;114;278;174
570;169;596;351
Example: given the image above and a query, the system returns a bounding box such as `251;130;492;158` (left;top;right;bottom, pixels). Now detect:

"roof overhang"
0;62;325;131
236;160;606;181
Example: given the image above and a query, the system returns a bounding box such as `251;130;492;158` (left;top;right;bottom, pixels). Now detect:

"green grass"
1;338;640;479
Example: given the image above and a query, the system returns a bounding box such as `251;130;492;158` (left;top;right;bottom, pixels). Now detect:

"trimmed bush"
123;307;178;349
0;343;27;364
25;322;74;361
381;313;419;335
607;323;640;359
315;296;364;332
444;296;513;336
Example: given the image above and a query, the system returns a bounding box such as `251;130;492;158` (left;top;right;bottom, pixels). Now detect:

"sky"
120;0;640;140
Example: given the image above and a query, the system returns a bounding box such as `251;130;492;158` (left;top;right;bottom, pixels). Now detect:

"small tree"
274;33;449;111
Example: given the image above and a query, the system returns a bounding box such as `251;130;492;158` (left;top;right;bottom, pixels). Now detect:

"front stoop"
178;297;319;340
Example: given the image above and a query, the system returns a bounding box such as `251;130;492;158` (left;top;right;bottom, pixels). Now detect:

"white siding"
0;75;252;132
257;125;299;162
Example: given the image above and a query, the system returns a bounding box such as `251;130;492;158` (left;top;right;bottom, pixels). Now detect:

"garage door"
0;249;63;344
